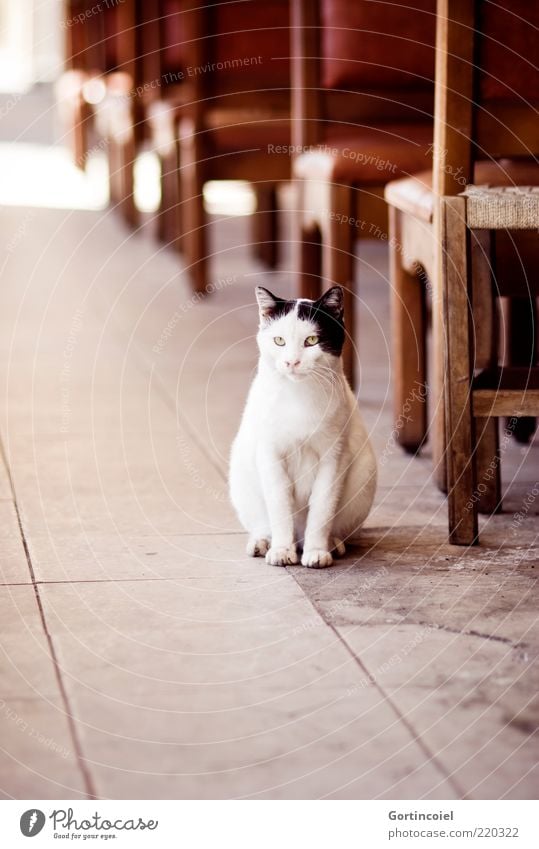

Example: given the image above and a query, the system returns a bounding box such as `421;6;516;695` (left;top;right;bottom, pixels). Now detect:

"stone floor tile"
338;623;539;798
0;587;63;701
0;698;87;799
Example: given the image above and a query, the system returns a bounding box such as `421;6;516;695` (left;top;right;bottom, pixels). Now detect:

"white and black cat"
229;285;376;568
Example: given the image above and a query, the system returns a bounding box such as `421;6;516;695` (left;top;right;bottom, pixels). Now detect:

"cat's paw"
246;536;270;557
302;549;333;568
265;545;298;567
333;537;346;557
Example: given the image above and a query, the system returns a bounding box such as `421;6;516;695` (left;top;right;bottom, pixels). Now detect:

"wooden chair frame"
171;1;292;292
437;0;539;544
98;0;155;228
57;0;109;170
292;0;435;384
385;0;539;494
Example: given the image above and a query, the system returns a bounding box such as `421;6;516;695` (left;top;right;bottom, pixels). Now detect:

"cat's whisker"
312;368;338;395
310;370;335;400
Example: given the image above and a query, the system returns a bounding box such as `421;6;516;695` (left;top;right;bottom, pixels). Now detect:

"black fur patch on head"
297;286;345;357
255;287;296;323
255;285;346;358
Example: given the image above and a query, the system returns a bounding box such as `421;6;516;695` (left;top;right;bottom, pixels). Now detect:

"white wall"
0;0;63;90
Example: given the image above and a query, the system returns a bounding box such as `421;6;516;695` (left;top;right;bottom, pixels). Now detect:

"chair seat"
92;73;135;140
177;114;290;154
148;95;291;155
146;92;190;156
384;169;434;221
292;123;433;185
55;69;90;101
202;117;291;153
55;69;100;117
385;160;539;222
463;185;539;229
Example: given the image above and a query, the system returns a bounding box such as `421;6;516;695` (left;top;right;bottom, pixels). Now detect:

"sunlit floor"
0;90;538;800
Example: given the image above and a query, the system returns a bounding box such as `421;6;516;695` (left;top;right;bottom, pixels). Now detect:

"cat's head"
254;286;345;380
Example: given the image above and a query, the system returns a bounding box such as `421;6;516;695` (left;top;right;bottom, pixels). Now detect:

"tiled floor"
0;132;538;799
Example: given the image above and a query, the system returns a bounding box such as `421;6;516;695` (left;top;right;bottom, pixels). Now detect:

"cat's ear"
255;287;280;321
317;286;344;319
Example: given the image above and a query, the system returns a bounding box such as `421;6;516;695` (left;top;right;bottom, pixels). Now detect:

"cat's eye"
273;336;286;346
304;335;319;347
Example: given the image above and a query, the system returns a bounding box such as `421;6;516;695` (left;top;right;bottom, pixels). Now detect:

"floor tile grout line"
1;531;245;538
0;576;265;586
0;436;99;801
286;568;466;800
327;621;467;799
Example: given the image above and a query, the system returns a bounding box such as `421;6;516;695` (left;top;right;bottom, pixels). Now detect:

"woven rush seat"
462;184;539;229
385;161;539;224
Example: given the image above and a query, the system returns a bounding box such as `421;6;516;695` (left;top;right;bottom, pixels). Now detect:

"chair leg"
180;136;207;294
323;183;355;385
158;150;181;248
294;174;322;300
475;418;501;514
175;138;185;255
118;136;138;229
156;154;167;242
442;197;478;545
252;185;278;268
108;139;121;206
109;136;137;228
389;207;427;453
73;99;92;170
502;297;537;443
469;228;501;513
298;221;322;300
431;268;448;493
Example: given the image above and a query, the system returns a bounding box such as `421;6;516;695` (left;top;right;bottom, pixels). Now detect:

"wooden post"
442;196;478;545
252;185;279;268
432;0;476;492
389;206;427;452
323;183;355;385
469;227;501;513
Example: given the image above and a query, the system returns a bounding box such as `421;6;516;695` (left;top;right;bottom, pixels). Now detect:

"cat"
229;285;377;568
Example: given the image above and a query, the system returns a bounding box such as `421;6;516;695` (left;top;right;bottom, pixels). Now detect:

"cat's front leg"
257;447;298;566
302;451;342;568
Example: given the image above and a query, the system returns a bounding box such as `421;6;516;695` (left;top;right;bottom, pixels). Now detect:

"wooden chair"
57;1;154;225
144;1;191;246
385;0;539;492
437;0;539;544
94;1;157;228
292;0;437;384
56;1;107;169
145;0;292;292
177;0;291;292
146;1;280;254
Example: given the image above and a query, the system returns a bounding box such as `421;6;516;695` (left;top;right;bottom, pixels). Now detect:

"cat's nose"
285;359;301;368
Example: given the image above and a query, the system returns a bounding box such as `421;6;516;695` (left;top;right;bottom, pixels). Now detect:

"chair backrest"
434;0;539;195
101;0;139;79
157;0;290;117
292;0;437;149
134;0;187;93
64;1;108;73
95;0;167;115
154;1;187;87
64;0;138;78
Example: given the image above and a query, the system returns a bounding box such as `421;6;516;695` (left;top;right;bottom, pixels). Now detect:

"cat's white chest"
261;376;342;449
